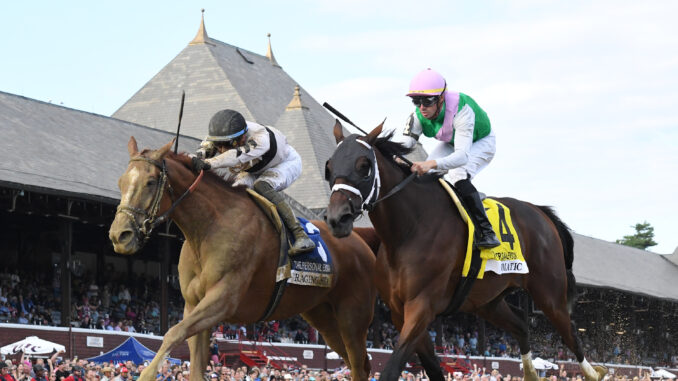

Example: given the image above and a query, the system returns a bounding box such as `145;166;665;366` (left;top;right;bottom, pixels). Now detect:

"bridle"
115;156;204;244
328;138;416;221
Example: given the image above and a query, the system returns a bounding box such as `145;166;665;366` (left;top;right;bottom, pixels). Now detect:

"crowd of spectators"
0;267;676;369
1;352;670;381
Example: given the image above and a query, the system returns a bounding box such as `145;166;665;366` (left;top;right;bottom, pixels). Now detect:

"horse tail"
537;205;577;314
352;227;381;257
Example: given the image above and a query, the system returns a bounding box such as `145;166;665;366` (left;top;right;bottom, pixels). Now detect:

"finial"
266;33;281;68
286;85;307;110
189;9;209;45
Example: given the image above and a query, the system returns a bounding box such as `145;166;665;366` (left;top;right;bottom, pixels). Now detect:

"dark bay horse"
324;122;607;381
109;137;377;381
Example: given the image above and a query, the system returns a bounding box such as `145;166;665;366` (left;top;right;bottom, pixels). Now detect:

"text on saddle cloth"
288;218;334;288
438;179;528;279
245;190;334;287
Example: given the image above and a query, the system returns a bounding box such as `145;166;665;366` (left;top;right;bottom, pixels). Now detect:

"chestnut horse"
324;122;607;381
109;137;377;381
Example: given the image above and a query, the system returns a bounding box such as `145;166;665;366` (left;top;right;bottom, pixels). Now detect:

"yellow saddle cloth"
438;179;528;279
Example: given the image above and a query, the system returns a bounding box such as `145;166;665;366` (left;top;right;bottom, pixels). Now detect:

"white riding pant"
427;132;496;184
253;146;302;192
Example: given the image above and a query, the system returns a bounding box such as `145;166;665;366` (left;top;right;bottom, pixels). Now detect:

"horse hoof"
594;366;608;381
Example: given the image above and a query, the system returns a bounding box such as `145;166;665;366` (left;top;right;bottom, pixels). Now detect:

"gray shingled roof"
274;90;332;210
572;234;678;301
0;91;199;203
0;91;318;219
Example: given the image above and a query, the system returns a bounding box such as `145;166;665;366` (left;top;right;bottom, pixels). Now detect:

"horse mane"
164;151;248;192
372;132;441;182
372;131;414;164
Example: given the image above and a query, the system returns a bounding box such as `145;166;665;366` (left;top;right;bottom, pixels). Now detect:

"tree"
616;221;657;250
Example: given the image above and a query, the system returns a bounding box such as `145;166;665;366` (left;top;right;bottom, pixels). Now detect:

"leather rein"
115;156;204;243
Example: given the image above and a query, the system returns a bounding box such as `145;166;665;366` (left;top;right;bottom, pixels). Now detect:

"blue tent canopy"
86;337;180;365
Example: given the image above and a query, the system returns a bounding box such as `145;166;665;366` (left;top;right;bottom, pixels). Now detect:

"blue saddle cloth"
287;218;333;287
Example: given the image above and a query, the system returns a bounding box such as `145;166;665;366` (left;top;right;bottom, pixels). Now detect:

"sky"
2;1;677;253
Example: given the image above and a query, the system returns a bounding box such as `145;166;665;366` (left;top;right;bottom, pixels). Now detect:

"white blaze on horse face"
120;167;142;205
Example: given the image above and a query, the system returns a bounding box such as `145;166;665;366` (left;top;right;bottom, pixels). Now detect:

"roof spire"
266;33;281;68
189;9;209;45
286;85;308;110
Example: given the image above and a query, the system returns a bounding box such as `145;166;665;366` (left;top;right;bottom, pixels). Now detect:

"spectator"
100;368;112;381
210;338;220;365
33;366;48;381
63;366;84;381
54;362;69;381
111;367;129;381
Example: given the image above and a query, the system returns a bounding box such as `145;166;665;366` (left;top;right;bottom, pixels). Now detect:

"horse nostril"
339;214;353;225
117;230;134;245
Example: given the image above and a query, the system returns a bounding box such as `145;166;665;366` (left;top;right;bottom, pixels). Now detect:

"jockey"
191;109;316;255
401;68;500;248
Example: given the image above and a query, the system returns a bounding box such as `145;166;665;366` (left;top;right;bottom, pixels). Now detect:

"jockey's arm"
434;105;474;170
206;123;271;168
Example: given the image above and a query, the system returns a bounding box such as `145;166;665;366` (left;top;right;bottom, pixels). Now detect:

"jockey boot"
254;182;316;256
455;179;501;249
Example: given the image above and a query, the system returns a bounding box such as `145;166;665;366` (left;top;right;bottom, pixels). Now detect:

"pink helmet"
406;68;447;96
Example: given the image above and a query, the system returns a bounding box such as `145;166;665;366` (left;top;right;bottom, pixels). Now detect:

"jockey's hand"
411;160;437;176
191;157;211;173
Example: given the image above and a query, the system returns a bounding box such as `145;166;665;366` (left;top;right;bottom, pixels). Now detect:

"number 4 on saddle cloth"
246;189;334;288
438;179;528;279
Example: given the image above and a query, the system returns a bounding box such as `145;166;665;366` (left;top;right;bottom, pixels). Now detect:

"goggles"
411;96;439;107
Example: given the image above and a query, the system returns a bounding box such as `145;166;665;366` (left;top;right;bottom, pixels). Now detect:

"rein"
115;156;204;243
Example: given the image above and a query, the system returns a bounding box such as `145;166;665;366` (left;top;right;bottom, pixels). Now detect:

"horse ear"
333;119;345;144
152;138;176;160
128;136;139;157
365;118;385;145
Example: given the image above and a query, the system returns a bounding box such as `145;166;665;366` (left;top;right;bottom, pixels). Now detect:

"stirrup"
289;235;316;256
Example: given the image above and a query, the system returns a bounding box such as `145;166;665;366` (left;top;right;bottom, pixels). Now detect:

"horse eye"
357;159;372;179
146;179;157;187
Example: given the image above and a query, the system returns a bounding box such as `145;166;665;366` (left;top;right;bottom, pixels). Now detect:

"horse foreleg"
138;277;234;381
303;305;372;381
188;330;210;381
413;334;444;381
381;299;435;381
302;306;351;366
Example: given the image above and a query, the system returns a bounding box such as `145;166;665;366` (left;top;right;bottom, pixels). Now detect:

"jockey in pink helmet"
401;68;500;248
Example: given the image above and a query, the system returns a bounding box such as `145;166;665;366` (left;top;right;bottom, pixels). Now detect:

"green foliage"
616;221;657;250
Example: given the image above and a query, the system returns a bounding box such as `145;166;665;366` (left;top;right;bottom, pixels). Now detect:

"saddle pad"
438;179;528;279
287;218;334;288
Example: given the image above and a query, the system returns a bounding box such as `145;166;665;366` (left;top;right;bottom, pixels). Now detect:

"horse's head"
325;120;383;237
109;136;175;255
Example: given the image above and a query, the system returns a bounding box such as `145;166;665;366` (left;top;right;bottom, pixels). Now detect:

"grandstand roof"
0;91;198;203
572;234;678;302
0;91;318;218
110;15;426;209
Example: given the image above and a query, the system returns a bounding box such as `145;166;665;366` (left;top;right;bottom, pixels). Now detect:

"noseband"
115;156;204;244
